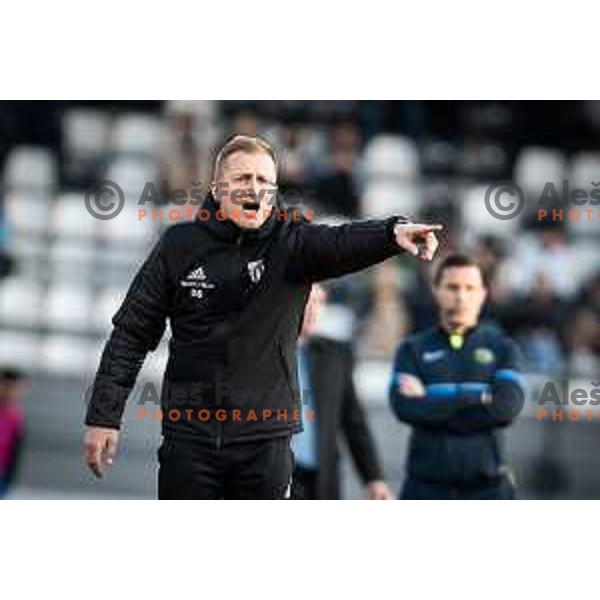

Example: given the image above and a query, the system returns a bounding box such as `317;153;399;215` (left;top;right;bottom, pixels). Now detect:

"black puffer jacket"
85;193;407;446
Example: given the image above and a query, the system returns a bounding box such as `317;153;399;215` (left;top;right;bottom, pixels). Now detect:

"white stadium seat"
44;284;92;332
0;277;44;326
0;332;40;371
362;134;420;181
461;183;521;241
39;334;96;376
111;113;163;157
105;156;158;198
568;152;600;237
3;146;57;192
96;199;156;246
62;108;111;160
51;192;98;239
361;180;420;219
3;192;52;234
514;146;567;197
48;240;95;283
570;152;600;191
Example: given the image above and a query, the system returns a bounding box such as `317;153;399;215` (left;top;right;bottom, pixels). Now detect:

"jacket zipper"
215;231;244;451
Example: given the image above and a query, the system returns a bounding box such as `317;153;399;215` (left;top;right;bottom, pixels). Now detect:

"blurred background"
1;100;599;499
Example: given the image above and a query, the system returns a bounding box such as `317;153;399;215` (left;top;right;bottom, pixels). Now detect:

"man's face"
434;266;487;330
212;150;277;229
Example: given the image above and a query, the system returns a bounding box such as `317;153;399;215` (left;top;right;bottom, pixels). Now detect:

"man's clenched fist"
394;222;443;261
84;426;119;478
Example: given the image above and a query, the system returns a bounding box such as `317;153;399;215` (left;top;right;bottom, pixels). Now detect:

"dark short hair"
0;366;27;382
213;134;277;177
433;253;485;286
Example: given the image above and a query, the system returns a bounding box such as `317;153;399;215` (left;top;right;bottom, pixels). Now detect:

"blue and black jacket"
389;323;525;485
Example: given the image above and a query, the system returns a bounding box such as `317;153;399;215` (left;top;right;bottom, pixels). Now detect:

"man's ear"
481;285;488;304
210;181;218;201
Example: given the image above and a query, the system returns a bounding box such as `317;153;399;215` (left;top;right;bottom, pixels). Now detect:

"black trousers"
291;466;319;500
158;434;294;500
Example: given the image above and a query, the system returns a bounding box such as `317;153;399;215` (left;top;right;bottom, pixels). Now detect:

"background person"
0;367;27;499
292;284;392;500
389;254;524;500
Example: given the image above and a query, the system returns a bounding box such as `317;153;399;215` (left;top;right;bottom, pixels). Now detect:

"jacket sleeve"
388;341;478;426
448;338;526;433
340;345;384;484
84;233;172;429
285;214;409;283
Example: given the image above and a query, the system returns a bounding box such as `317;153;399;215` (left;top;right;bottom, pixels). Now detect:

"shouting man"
84;134;442;499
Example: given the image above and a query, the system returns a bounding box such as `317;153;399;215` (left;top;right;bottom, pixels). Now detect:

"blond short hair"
213;134;277;178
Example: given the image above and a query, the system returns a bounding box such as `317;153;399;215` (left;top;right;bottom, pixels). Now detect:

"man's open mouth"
242;201;261;212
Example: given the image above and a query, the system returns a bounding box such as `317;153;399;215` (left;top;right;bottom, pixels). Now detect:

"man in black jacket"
84;134;442;499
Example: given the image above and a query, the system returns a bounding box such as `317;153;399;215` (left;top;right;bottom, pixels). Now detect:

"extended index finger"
410;223;444;231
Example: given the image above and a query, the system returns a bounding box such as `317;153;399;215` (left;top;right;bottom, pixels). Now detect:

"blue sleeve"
388;342;481;426
449;338;526;433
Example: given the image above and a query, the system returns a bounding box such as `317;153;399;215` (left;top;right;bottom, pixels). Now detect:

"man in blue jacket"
389;254;525;499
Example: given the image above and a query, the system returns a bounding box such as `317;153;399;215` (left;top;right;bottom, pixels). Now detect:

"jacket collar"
195;191;278;244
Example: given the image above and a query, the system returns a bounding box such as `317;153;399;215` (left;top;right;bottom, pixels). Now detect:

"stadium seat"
461;183;521;241
361;180;420;219
2;146;57;192
39;334;96;376
44;284;92;332
111;113;163;157
570;241;600;287
361;134;420;181
62;108;111;160
0;332;40;371
514;146;567;197
570;152;600;191
96;198;156;247
105;156;158;198
3;191;53;234
48;239;95;283
6;233;45;280
0;277;44;327
51;192;97;239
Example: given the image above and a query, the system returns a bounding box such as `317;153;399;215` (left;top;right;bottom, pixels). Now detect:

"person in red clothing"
0;367;27;499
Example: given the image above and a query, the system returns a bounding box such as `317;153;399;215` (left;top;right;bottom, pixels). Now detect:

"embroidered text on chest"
180;266;216;299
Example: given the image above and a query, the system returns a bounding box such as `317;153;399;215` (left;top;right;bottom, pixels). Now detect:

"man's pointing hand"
394;223;443;261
